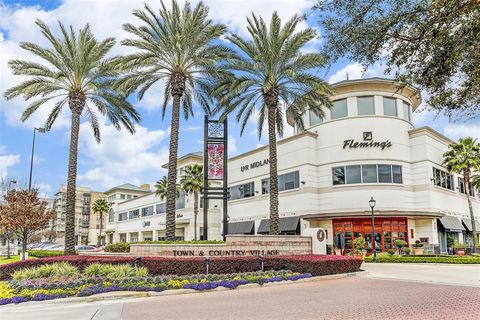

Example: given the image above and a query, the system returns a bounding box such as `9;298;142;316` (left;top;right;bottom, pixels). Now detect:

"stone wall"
130;235;312;257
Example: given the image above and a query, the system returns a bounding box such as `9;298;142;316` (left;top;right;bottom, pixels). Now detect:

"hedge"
364;255;480;264
27;250;66;258
0;255;362;280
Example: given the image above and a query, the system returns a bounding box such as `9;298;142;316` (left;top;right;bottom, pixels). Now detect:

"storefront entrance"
333;217;409;253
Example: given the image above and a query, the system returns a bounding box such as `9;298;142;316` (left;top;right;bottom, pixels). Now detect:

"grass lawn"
0;255;36;265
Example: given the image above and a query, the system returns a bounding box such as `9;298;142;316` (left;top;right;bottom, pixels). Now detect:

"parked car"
75;245;96;251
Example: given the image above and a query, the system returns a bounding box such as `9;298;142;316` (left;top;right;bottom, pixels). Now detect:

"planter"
353;251;366;260
413;248;424;255
455;249;466;256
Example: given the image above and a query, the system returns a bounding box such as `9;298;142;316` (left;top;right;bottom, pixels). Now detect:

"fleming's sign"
343;132;392;150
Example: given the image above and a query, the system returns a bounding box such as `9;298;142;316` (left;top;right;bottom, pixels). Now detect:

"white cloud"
228;136;238;155
443;122;480;142
183;126;201;132
77;122;169;190
0;154;20;179
33;182;52;198
328;62;387;84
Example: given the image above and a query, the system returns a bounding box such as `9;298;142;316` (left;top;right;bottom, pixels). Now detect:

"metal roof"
461;218;480;232
257;216;300;234
228;221;255;235
438;216;466;232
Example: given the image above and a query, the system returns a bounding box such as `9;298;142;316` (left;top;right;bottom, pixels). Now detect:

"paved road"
361;262;480;287
121;277;480;320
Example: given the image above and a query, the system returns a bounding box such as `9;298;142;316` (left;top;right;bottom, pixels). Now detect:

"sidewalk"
360;262;480;286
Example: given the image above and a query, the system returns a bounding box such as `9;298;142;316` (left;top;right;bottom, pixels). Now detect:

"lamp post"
369;197;377;262
28;127;46;191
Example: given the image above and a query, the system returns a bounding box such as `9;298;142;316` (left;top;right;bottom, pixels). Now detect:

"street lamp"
369;197;377;262
28;127;46;191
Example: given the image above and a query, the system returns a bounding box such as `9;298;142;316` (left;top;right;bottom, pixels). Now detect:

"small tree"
92;198;109;246
0;189;54;260
180;165;203;240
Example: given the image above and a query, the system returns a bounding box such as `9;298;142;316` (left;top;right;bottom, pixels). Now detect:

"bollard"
134;256;142;268
205;256;210;275
259;255;264;272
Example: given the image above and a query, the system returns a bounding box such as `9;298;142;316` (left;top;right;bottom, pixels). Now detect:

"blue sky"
0;0;478;198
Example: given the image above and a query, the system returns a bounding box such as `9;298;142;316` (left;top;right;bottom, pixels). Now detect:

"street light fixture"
369;196;377;262
8;180;17;190
28;127;46;191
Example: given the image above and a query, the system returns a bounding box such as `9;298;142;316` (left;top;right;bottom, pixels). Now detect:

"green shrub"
12;262;79;280
403;247;412;255
364;255;480;264
83;263;148;278
104;242;130;253
27;250;66;258
412;240;423;248
353;237;365;254
394;240;407;249
387;249;396;256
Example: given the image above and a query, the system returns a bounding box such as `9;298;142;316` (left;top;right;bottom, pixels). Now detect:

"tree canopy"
315;0;480;117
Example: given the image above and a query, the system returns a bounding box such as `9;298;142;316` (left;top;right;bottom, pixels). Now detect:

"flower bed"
0;270;311;305
0;255;361;280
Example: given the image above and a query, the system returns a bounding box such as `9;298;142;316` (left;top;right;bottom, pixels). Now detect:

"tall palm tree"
92;198;109;246
180;164;203;240
443;137;480;247
116;0;230;241
212;12;333;234
4;20;141;255
155;176;180;200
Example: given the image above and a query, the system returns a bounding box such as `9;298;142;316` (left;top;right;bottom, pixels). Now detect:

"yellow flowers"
0;282;16;299
166;279;189;289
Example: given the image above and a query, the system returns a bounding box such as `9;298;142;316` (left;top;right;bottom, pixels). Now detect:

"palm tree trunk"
267;106;279;235
464;172;478;247
65;98;83;255
193;190;198;241
98;212;103;247
165;94;181;241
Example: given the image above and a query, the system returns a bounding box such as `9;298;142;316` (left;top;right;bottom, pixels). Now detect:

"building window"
120;194;126;199
141;206;154;216
262;171;300;194
362;164;378;183
402;101;411;121
433;167;454;190
331;99;348;119
108;209;115;222
357;96;375;115
127;195;132;199
383;97;397;117
309;109;323;126
156;203;166;214
458;178;475;196
175;192;186;209
333;164;403;185
346;165;361;184
118;212;127;221
229;182;255;200
128;209;139;219
332;167;345;185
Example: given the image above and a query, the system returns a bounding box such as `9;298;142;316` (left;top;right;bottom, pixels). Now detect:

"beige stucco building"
105;78;480;254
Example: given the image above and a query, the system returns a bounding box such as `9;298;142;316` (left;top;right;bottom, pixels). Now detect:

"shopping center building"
105;78;480;254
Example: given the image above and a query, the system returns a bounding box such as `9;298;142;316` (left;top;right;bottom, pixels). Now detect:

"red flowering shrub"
0;255;361;280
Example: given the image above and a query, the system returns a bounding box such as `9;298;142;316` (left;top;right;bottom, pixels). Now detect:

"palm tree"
180;164;203;240
116;0;230;241
212;12;333;234
443;137;480;247
92;198;109;246
4;20;141;255
155;176;180;200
